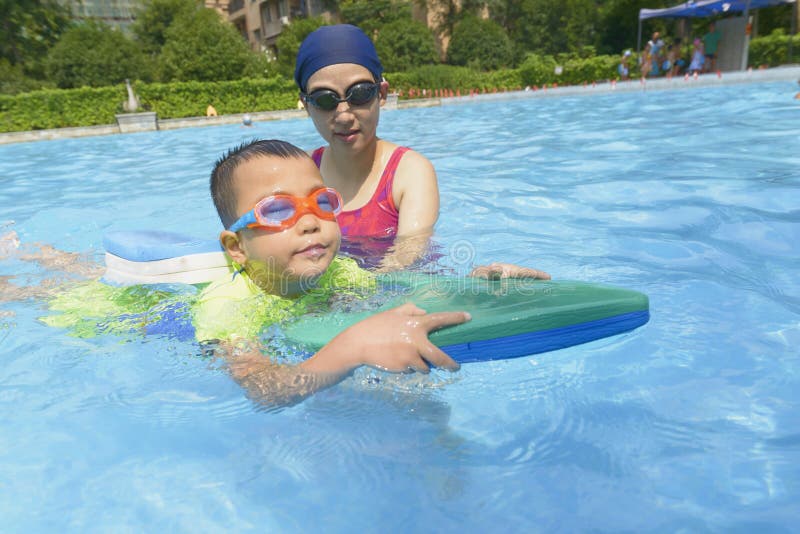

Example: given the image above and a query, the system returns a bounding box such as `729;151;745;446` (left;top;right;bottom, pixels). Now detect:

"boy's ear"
220;230;247;265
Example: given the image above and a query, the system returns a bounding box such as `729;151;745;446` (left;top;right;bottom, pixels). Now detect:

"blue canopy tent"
637;0;797;69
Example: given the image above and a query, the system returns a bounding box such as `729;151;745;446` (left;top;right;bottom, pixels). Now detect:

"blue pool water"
1;81;799;531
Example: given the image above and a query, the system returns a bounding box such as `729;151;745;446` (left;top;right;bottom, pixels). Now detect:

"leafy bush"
0;59;53;95
159;8;259;82
519;53;618;86
748;30;800;68
131;0;197;55
447;16;513;71
375;19;439;72
559;54;619;84
518;54;559;86
45;21;153;88
275;17;327;80
1;0;71;73
339;0;412;36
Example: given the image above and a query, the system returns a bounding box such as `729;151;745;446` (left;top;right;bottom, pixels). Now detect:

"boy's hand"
308;303;470;375
471;262;551;280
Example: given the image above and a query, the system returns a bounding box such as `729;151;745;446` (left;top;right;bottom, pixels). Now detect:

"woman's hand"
471;262;551;280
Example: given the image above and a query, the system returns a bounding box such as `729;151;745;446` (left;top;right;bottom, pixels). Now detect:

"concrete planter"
384;93;399;110
115;112;158;133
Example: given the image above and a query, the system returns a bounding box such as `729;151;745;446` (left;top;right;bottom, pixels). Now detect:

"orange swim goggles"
227;187;343;232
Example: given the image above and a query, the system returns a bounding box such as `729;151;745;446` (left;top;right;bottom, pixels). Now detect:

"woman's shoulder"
390;145;435;182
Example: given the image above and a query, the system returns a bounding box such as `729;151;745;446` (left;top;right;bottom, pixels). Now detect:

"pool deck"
1;65;798;146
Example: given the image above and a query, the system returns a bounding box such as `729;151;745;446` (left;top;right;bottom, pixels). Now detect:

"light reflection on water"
1;81;799;531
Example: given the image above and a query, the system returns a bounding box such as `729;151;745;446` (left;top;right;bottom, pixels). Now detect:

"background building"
58;0;450;58
60;0;230;29
227;0;329;56
60;0;139;29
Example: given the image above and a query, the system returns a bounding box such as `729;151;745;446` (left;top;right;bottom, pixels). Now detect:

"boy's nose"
295;213;321;234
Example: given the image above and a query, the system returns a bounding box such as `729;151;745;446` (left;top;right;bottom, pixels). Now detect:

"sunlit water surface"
1;82;799;531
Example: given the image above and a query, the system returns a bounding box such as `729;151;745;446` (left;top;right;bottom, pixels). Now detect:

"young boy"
195;139;550;406
295;24;438;268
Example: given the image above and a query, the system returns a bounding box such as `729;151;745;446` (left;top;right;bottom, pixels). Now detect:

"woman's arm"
393;150;439;237
374;151;439;271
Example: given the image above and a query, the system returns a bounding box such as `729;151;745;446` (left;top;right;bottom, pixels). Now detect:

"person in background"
670;38;687;77
688;38;705;75
663;44;676;79
647;32;665;76
640;43;653;80
618;50;632;80
702;22;722;73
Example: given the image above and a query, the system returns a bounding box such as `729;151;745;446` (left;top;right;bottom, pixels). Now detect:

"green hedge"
0;77;298;133
136;77;297;119
387;65;523;95
519;54;619;87
749;30;800;68
0;86;126;131
387;55;619;98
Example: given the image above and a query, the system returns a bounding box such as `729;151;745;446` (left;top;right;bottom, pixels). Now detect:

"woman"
295;24;439;268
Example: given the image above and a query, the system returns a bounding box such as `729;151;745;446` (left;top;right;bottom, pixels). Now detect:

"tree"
45;21;151;88
159;7;257;81
421;0;490;41
489;0;598;58
274;16;327;78
0;0;71;79
339;0;412;36
131;0;197;55
375;18;439;72
446;15;512;70
754;3;795;36
597;0;666;55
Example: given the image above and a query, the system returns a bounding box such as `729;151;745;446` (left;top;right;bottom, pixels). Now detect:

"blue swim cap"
294;24;383;92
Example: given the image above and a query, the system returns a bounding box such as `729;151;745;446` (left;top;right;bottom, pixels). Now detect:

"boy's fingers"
420;342;460;371
407;357;430;374
422;311;471;332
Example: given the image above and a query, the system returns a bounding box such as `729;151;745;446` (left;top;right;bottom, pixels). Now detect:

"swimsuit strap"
310;145;409;211
375;146;410;212
311;147;325;168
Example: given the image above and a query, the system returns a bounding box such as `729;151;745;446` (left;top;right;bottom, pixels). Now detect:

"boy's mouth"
295;243;328;258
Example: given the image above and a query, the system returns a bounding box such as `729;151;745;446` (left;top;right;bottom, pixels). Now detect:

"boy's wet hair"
210;139;310;229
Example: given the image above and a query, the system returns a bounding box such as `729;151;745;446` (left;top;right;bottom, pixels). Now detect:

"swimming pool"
1;80;799;531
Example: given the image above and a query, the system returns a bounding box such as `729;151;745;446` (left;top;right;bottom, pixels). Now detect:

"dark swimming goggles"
302;82;380;111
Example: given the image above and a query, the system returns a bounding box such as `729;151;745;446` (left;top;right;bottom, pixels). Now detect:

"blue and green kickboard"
102;231;649;363
284;273;649;363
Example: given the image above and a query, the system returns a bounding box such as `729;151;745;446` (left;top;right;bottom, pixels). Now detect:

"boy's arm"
218;303;470;407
